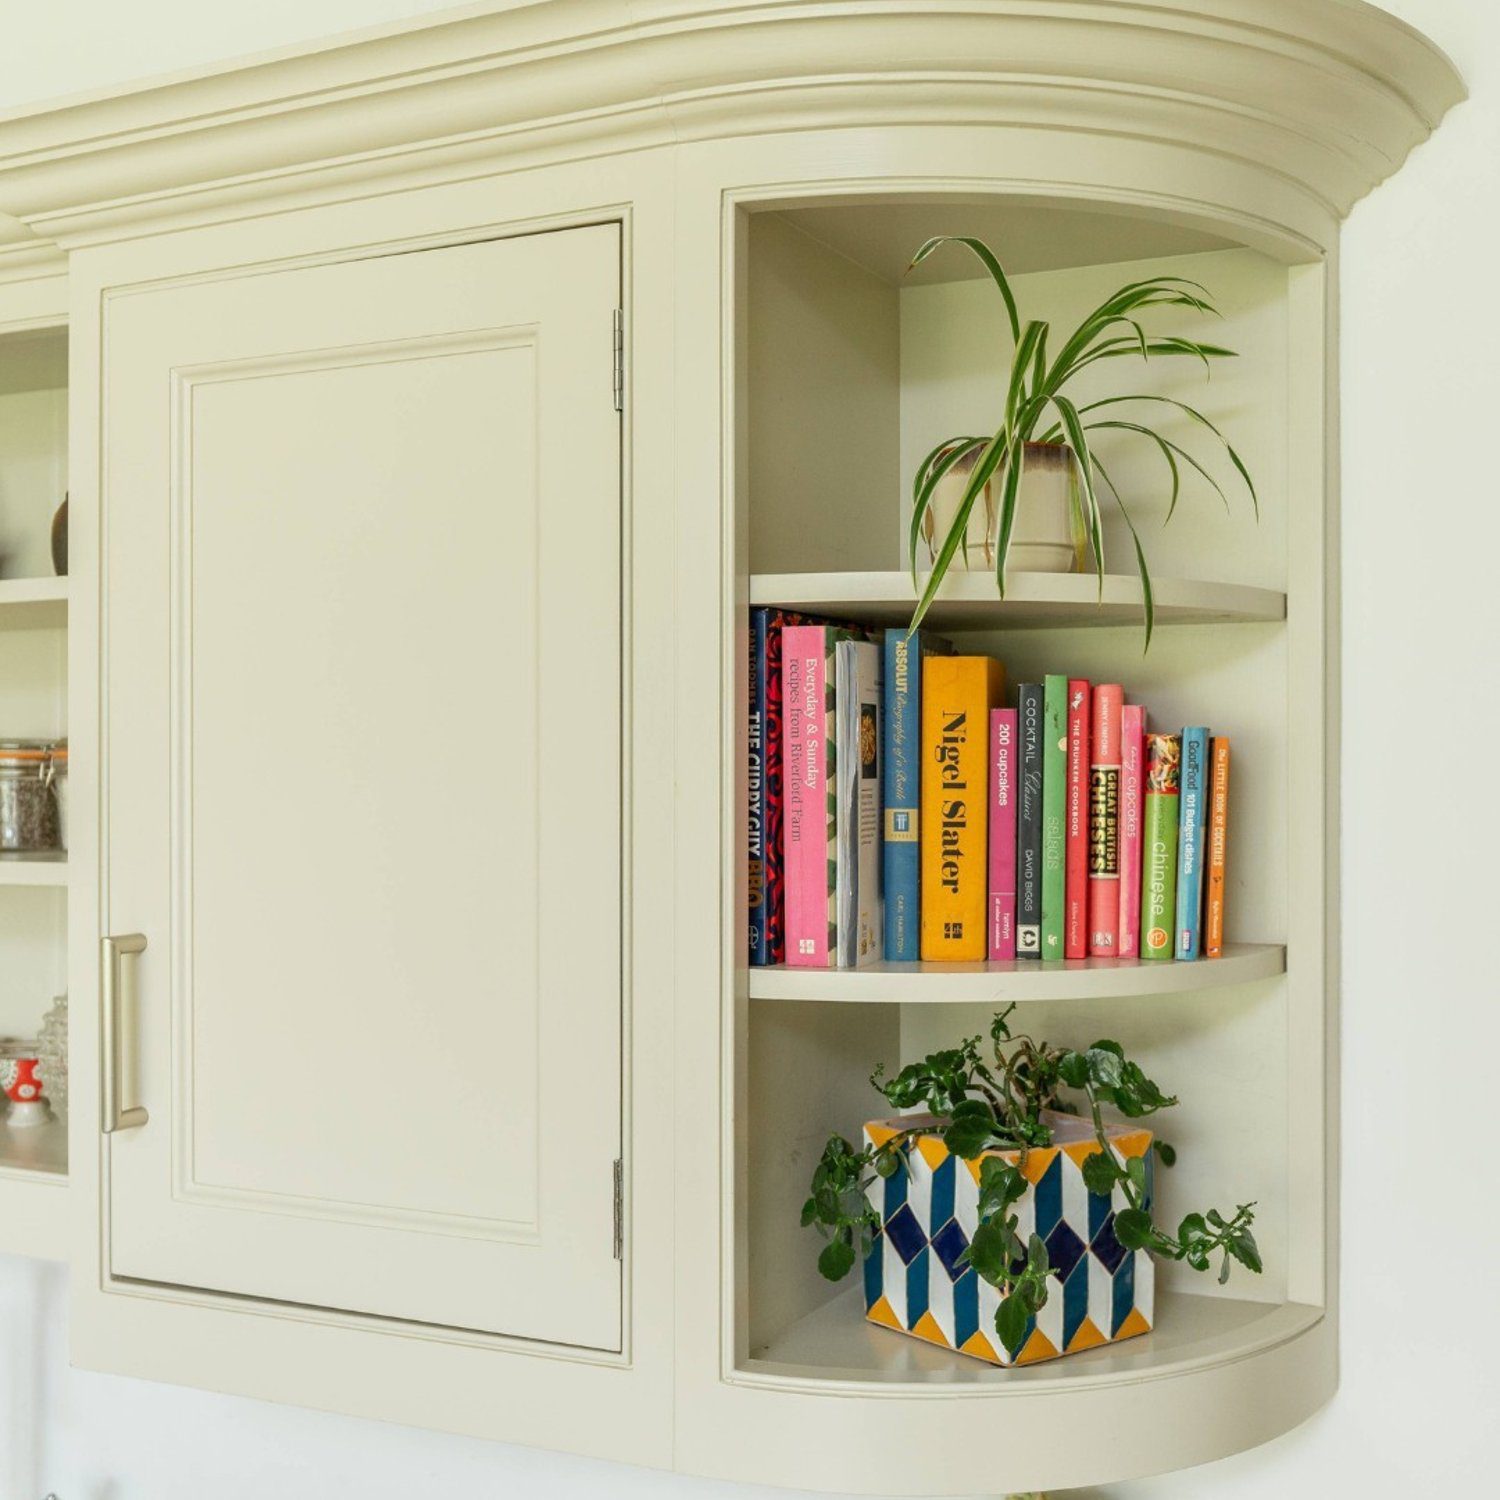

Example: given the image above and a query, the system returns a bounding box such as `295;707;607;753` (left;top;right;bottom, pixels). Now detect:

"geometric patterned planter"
861;1111;1155;1366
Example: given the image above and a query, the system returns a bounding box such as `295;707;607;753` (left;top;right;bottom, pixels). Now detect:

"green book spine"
1141;732;1182;959
1040;674;1068;958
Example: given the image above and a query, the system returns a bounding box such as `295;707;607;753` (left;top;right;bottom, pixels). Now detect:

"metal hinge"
612;308;625;413
612;1157;624;1259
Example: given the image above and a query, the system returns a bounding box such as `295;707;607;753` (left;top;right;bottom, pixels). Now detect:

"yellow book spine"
921;656;1006;960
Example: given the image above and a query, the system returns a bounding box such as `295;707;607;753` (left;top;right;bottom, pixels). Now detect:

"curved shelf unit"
0;0;1464;1485
749;570;1284;631
748;943;1284;1003
743;1285;1319;1391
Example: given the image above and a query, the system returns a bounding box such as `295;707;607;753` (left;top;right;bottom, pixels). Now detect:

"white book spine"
836;640;883;967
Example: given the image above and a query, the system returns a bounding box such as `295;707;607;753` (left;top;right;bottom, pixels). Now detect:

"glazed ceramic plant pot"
1009;441;1087;573
860;1110;1155;1366
922;442;1086;576
922;447;997;570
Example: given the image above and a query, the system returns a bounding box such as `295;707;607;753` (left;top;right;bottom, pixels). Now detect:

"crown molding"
0;0;1465;248
0;213;66;285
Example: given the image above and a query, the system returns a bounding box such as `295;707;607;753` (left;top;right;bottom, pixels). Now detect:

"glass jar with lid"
0;741;62;853
49;741;68;851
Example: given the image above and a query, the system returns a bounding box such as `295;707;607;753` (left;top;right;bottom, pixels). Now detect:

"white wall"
1;2;1495;1496
0;1;459;107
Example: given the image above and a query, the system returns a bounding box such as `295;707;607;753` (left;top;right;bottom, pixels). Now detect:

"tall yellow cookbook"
921;655;1006;961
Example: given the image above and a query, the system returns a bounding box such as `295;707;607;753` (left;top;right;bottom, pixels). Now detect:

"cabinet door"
103;225;623;1349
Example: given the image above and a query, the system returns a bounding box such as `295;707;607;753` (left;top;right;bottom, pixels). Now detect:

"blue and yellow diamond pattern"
861;1114;1155;1366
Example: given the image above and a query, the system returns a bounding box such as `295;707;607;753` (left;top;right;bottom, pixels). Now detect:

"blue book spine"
883;630;922;961
1174;726;1211;960
748;608;773;965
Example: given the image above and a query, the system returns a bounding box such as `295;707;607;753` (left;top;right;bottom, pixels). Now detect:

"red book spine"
1064;680;1091;958
783;625;832;967
1088;684;1124;955
1205;737;1231;957
1117;705;1146;959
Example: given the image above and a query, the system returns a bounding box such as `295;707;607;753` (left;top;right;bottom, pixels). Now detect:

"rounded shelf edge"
681;1291;1334;1495
748;570;1285;631
747;943;1285;1004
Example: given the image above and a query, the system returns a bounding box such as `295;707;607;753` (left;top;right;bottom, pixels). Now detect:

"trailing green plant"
907;236;1257;645
801;1007;1259;1353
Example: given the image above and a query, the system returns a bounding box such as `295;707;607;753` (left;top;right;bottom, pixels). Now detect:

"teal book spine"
1174;726;1210;959
1041;674;1068;958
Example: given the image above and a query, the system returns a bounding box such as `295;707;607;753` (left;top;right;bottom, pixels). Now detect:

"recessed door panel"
104;226;622;1348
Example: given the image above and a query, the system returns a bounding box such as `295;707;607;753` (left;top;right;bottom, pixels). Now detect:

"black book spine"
1016;683;1044;958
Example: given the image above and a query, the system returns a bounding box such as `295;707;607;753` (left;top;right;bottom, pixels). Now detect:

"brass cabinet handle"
101;933;149;1133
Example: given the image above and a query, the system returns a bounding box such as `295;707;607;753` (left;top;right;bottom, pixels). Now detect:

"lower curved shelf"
743;1285;1320;1391
681;1288;1333;1494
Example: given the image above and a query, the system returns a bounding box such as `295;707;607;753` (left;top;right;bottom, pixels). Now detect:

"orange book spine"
921;656;1006;960
1204;737;1230;957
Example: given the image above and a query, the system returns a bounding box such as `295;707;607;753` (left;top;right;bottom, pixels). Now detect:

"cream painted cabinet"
101;225;624;1349
0;0;1466;1485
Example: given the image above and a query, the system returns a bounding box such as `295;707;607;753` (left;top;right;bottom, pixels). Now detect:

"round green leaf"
818;1236;857;1282
996;1292;1030;1352
1113;1207;1154;1251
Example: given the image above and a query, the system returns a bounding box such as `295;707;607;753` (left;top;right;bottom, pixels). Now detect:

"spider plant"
908;236;1257;645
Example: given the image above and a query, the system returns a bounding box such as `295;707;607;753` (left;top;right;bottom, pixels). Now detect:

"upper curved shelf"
749;569;1284;631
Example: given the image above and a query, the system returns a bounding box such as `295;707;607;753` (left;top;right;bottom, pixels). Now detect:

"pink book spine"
1088;684;1124;955
988;708;1018;961
783;627;831;967
1117;704;1146;959
1064;680;1091;959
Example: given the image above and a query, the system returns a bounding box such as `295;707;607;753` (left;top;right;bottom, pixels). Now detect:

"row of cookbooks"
748;608;1233;969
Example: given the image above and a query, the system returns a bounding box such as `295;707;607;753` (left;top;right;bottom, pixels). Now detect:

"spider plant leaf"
992;432;1027;594
1146;336;1235;375
1088;417;1182;520
1225;441;1259;518
1087;420;1230;515
1044;278;1222;390
912;434;957;497
909;236;1020;342
1078;394;1258;517
1119;273;1213;294
1067;337;1236;383
1007;321;1047;431
1093;454;1155;649
1032;323;1048;393
1096;275;1217;310
1051;394;1104;594
909;437;986;590
910;430;1010;629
